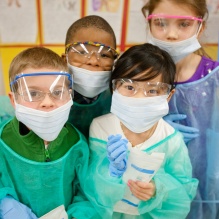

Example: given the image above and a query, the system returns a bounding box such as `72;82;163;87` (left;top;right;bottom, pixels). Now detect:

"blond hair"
9;47;68;82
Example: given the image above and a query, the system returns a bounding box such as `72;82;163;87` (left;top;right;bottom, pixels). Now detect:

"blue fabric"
169;65;219;219
0;196;38;219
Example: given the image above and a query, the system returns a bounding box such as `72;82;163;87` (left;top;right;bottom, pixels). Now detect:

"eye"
147;89;159;96
100;53;113;59
153;19;166;27
127;85;135;91
78;50;88;55
179;20;193;28
29;90;42;98
71;46;88;55
52;90;63;97
121;83;135;91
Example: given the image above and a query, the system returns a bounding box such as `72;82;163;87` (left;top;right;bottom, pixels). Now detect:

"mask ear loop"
196;22;203;37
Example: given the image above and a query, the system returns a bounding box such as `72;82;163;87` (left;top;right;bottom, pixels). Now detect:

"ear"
61;53;67;63
167;89;175;102
8;92;16;108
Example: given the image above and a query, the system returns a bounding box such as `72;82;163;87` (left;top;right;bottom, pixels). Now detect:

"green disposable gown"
68;89;112;139
0;120;100;219
85;131;198;219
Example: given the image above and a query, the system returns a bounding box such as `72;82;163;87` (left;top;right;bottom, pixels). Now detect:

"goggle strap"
10;72;73;89
147;14;203;22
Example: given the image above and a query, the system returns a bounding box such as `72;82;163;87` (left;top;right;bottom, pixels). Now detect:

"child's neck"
121;122;157;147
175;53;202;83
44;140;50;149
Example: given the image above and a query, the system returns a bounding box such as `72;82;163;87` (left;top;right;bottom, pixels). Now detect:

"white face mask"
15;99;73;141
147;30;201;63
111;92;169;133
68;64;111;98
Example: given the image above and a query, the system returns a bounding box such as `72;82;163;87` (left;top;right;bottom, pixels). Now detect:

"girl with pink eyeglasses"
142;1;219;219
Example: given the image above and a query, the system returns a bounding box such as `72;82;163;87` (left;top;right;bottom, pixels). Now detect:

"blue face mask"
147;30;201;63
15;99;73;141
110;92;169;133
68;64;111;98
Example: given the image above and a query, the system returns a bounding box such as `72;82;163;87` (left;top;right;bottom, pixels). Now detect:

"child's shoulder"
90;113;120;141
92;113;115;124
160;118;175;134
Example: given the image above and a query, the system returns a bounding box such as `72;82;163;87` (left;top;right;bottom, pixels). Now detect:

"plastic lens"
147;14;202;38
66;41;118;67
10;72;73;102
112;79;171;97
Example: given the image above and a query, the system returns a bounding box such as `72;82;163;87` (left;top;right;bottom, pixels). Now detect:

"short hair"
65;15;116;48
9;47;68;82
111;43;176;91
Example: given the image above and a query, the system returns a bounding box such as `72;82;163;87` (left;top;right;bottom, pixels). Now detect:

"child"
0;47;99;219
142;1;219;218
63;15;119;139
84;43;198;219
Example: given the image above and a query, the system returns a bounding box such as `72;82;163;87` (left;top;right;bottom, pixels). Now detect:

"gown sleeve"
67;136;102;219
137;132;198;219
84;136;127;218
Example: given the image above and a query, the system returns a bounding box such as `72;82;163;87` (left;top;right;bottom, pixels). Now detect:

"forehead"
22;67;62;74
71;27;115;49
152;0;197;17
132;72;163;82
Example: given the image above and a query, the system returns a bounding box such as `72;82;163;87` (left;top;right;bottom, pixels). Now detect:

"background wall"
0;0;218;94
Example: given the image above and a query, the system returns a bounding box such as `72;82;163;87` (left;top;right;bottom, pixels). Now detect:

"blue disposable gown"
85;130;198;219
169;66;219;219
0;121;99;219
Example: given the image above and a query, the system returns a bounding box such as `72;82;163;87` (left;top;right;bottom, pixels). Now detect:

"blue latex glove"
0;196;38;219
107;134;128;177
164;114;199;143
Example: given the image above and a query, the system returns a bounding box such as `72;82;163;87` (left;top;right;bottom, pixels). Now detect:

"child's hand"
107;134;128;177
127;180;156;201
0;196;38;219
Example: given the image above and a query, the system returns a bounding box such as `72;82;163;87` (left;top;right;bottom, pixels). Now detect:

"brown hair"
65;15;116;48
9;47;68;82
142;0;209;57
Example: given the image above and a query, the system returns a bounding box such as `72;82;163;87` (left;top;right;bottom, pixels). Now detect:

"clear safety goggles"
147;14;203;38
10;72;73;102
112;79;171;97
65;41;119;67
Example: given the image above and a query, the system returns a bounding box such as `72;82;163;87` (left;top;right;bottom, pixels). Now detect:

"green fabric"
68;89;112;139
0;96;14;125
1;117;79;162
0;121;99;219
85;132;198;219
